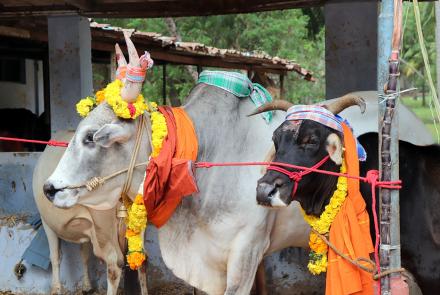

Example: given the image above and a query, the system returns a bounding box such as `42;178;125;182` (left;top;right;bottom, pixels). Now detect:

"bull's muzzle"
256;182;287;208
43;182;61;202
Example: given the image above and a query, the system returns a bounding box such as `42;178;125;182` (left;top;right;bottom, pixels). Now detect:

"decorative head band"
285;105;366;161
286;105;343;133
126;52;154;83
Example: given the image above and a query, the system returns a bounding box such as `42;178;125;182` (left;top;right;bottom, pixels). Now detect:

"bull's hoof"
50;286;63;295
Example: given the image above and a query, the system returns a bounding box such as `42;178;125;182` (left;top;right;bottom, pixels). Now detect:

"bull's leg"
224;243;266;295
255;261;267;295
42;220;62;295
80;242;94;294
105;249;123;295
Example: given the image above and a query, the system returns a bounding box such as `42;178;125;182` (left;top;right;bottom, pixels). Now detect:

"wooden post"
197;65;202;77
378;0;404;294
279;74;285;100
162;64;167;105
110;52;117;81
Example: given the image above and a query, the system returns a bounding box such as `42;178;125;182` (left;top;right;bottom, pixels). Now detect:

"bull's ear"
326;133;343;165
93;123;131;148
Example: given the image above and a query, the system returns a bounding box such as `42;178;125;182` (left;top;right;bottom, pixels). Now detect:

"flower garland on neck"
124;104;167;270
301;159;347;275
76;79;147;119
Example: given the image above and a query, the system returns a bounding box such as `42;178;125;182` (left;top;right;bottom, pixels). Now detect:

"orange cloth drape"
325;123;374;295
143;106;199;228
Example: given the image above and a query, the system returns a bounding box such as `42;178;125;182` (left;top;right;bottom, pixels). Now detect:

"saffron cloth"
325;123;374;295
143;106;199;228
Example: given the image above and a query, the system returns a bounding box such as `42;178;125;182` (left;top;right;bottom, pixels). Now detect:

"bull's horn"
123;30;140;66
115;43;127;80
120;30;143;103
248;100;294;116
115;43;127;67
324;94;366;114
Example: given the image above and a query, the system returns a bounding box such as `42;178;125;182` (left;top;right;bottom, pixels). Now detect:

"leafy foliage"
99;9;325;104
401;2;436;92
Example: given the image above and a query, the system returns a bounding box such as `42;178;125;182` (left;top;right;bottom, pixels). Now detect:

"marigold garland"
150;109;167;157
75;79;149;119
301;159;347;275
76;96;96;117
126;194;147;270
125;109;166;270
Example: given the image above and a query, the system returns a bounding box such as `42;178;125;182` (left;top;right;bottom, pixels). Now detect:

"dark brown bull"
253;96;440;294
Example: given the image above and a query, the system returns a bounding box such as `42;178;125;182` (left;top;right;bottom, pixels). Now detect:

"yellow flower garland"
104;80;147;119
301;159;348;275
125;107;167;270
150;110;168;157
75;79;148;119
126;194;147;270
76;96;96;117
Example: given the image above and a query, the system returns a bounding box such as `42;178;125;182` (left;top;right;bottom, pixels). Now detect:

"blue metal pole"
378;1;403;294
377;1;393;294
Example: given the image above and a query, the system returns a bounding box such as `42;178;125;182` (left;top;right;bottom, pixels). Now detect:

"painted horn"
115;43;127;80
324;94;366;115
120;30;143;103
248;100;294;116
124;30;140;66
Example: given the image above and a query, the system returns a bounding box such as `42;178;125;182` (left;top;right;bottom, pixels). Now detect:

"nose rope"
266;155;330;199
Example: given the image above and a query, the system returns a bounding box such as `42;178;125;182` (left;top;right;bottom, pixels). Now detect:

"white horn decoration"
121;30;143;103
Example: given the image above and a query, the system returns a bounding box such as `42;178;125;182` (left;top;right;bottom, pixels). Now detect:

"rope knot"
290;172;302;182
366;170;379;185
85;177;104;191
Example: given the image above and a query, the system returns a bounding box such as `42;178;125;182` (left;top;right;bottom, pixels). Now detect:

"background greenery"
98;3;439;139
99;8;325;104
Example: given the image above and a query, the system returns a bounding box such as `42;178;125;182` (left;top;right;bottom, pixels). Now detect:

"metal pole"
378;0;403;294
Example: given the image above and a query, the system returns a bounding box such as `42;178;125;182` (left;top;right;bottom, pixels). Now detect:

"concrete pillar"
325;1;378;99
48;15;92;133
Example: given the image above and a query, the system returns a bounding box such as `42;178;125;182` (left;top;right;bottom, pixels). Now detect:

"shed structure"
0;7;318;295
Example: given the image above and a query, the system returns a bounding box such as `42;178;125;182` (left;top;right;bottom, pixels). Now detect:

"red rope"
0;135;400;279
196;158;401;280
266;155;330;199
0;136;69;147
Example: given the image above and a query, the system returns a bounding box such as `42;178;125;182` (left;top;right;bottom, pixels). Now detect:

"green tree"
99;9;325;103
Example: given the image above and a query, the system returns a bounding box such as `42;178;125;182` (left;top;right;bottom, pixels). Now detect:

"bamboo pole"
378;0;403;294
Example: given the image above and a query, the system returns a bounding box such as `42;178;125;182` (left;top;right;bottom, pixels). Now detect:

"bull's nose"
43;182;60;201
256;182;276;206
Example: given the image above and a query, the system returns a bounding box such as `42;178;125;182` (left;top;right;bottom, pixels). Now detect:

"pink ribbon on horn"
126;51;154;83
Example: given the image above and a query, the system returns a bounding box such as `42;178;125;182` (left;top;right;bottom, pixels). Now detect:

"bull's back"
359;132;440;294
33;131;93;242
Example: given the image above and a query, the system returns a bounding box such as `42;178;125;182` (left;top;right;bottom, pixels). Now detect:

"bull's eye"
83;132;95;145
300;135;319;147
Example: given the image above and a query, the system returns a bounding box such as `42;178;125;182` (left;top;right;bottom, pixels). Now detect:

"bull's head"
253;95;365;216
43;32;152;209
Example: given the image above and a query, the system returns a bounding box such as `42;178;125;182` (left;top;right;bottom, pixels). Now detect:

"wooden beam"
0;0;325;19
66;0;94;10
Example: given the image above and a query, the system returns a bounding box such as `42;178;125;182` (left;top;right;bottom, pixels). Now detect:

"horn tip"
357;97;366;113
